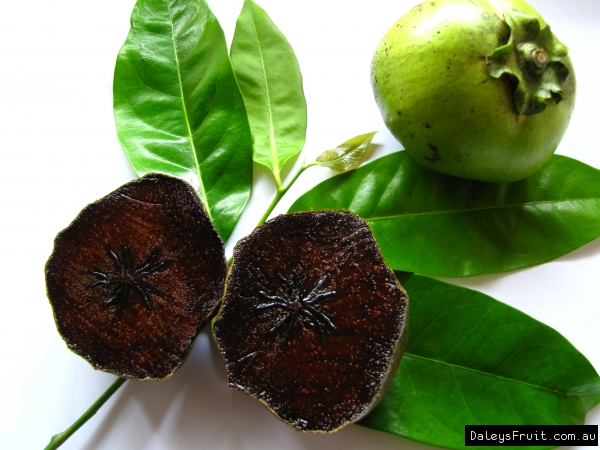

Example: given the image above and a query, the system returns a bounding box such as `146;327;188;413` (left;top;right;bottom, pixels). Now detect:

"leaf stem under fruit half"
44;377;127;450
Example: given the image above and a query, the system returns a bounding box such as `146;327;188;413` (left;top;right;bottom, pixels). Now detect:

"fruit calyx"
487;11;569;115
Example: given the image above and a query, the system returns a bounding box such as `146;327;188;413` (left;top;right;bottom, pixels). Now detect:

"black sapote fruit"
371;0;575;183
213;211;409;432
45;173;227;380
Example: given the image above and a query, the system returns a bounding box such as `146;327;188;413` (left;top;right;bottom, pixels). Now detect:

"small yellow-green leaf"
315;132;376;172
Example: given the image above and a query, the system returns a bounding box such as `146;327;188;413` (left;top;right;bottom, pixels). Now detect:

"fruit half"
213;211;409;432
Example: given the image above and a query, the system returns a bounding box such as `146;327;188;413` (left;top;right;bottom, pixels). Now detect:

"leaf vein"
408;353;589;397
366;198;600;222
166;0;211;216
451;366;478;423
248;4;280;183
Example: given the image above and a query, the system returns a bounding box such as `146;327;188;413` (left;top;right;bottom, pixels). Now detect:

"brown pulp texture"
213;211;408;432
45;173;227;380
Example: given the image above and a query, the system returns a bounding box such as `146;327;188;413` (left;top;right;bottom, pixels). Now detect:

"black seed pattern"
256;270;336;342
90;246;168;310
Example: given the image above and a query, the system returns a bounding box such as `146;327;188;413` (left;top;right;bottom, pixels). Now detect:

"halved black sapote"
45;173;227;380
213;211;409;432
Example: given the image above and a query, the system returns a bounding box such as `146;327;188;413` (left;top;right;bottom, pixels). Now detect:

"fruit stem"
532;48;549;68
44;377;127;450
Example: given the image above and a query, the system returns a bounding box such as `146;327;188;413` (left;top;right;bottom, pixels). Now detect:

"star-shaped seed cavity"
45;173;227;380
256;271;337;342
90;246;168;311
213;211;409;432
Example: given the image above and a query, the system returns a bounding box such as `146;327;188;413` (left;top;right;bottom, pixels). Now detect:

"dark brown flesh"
45;173;226;380
213;211;408;432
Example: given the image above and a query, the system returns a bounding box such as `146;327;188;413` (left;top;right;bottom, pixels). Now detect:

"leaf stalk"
257;162;315;227
44;377;127;450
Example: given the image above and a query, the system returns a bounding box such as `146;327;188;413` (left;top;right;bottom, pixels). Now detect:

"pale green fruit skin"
371;0;576;183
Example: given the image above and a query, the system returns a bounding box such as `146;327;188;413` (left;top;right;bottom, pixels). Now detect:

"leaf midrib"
366;197;599;222
405;352;588;399
247;3;280;182
166;0;211;217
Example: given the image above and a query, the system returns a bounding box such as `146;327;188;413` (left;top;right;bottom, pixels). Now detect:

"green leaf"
113;0;252;241
360;273;600;450
289;151;600;277
314;132;376;172
231;0;307;186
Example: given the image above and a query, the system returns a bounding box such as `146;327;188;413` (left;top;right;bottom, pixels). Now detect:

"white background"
1;0;599;448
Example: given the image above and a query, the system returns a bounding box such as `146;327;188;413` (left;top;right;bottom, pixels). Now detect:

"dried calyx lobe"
487;10;570;115
213;211;408;432
45;173;227;380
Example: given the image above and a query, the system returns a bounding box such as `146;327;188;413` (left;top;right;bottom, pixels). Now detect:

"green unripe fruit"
371;0;576;183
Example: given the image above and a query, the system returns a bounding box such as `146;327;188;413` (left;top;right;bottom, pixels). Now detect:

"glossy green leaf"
290;151;600;276
113;0;252;241
360;273;600;450
231;0;307;185
315;132;376;172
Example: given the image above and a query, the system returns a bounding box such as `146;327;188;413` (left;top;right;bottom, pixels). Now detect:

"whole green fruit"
371;0;576;183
